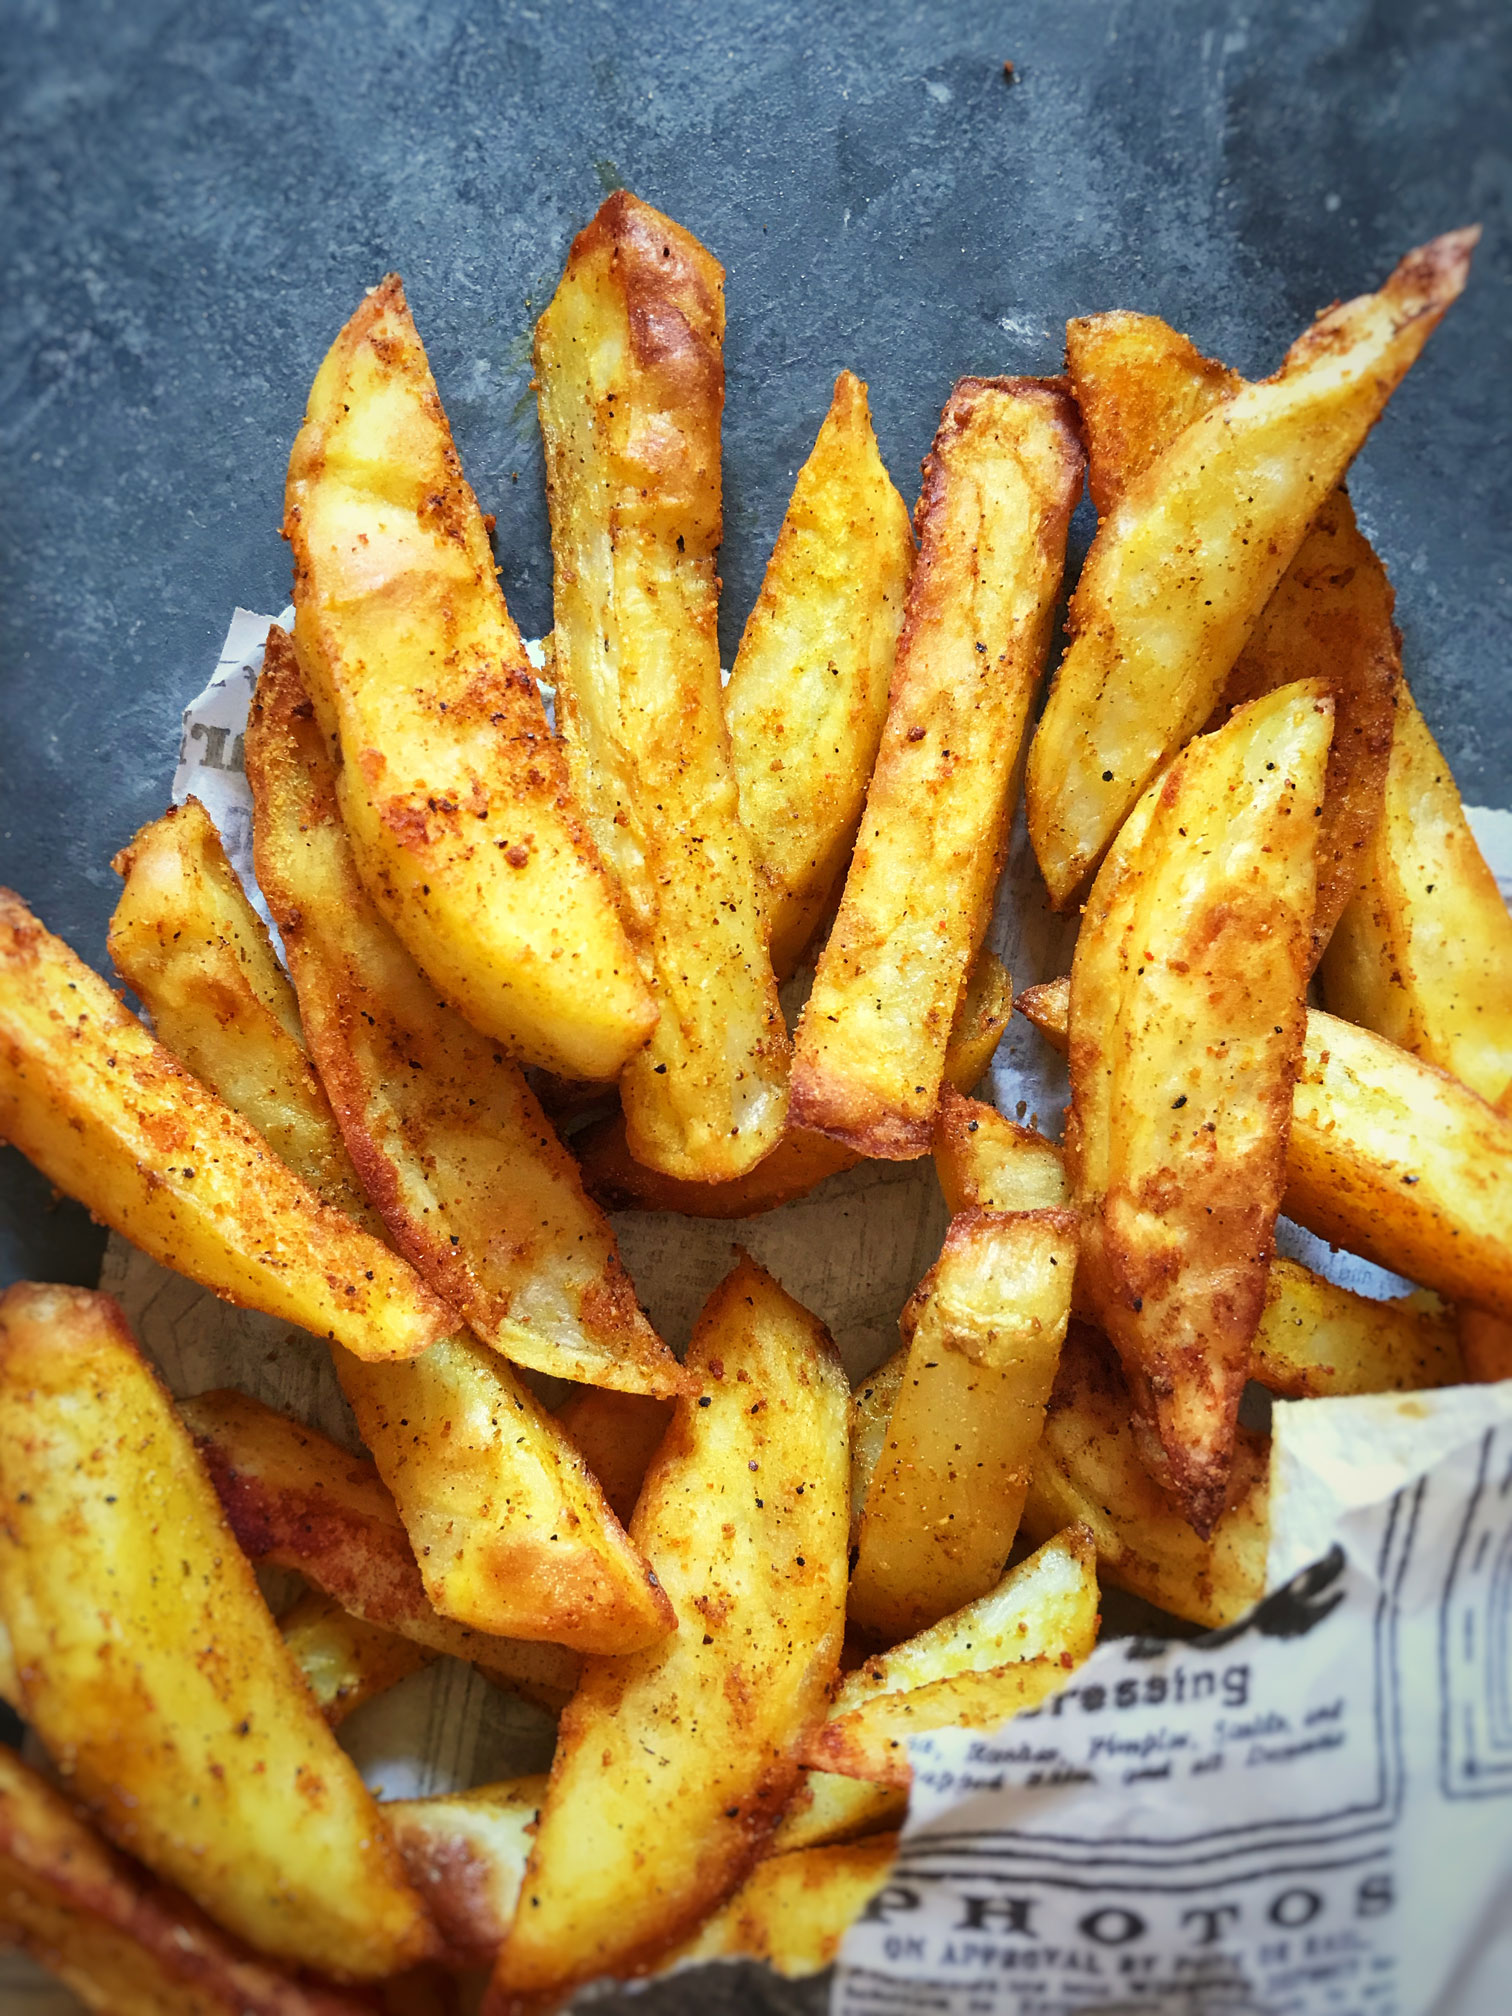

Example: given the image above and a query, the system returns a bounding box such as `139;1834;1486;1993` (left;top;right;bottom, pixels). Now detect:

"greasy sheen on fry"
0;1285;434;1980
285;274;653;1080
791;377;1082;1158
489;1256;851;2008
725;369;916;978
245;626;685;1401
1030;229;1476;906
535;191;788;1179
1067;684;1333;1535
0;887;451;1365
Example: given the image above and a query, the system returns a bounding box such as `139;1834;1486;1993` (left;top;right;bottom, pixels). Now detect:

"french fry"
243;629;686;1401
0;887;451;1365
849;1350;905;1549
1251;1261;1461;1400
384;1778;547;1972
933;1086;1069;1214
285;274;654;1080
848;1207;1079;1641
180;1388;581;1708
791;377;1082;1157
0;1744;375;2016
725;369;915;978
488;1256;851;2007
1321;689;1512;1106
1065;315;1403;956
1030;229;1476;906
1461;1307;1512;1384
665;1835;899;1978
807;1529;1098;1786
771;1772;907;1855
577;951;1012;1218
277;1590;433;1727
554;1387;674;1527
535;192;789;1179
0;1285;433;1979
1019;1324;1270;1631
1067;683;1333;1533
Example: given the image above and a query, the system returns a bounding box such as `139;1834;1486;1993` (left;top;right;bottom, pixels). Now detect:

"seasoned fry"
791;377;1082;1157
1251;1261;1460;1400
933;1086;1069;1214
0;1744;375;2016
1461;1307;1512;1384
0;887;451;1364
385;1778;547;1972
725;369;915;977
1322;689;1512;1104
555;1387;674;1526
577;951;1012;1218
277;1590;433;1727
771;1772;907;1855
1020;1324;1271;1630
808;1530;1098;1785
0;1285;433;1979
488;1257;850;2007
285;274;653;1080
666;1835;899;1977
179;1389;582;1706
1068;683;1332;1533
849;1350;905;1549
1030;229;1476;906
245;629;685;1401
848;1207;1079;1640
535;191;788;1179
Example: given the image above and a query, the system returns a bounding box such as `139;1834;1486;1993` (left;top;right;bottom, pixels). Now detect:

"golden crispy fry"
1322;688;1512;1105
0;1745;375;2016
179;1389;581;1707
932;1086;1069;1214
849;1350;905;1549
554;1387;674;1527
791;378;1082;1157
808;1530;1097;1786
535;192;788;1179
726;370;915;977
1020;1325;1270;1630
1030;229;1476;906
489;1257;850;2007
666;1835;899;1978
0;1286;432;1979
0;888;450;1364
1068;684;1332;1533
1461;1307;1512;1383
576;951;1012;1218
1251;1260;1461;1399
285;274;653;1080
246;629;685;1401
848;1208;1079;1640
771;1773;907;1855
384;1778;547;1972
278;1590;433;1727
1066;315;1402;953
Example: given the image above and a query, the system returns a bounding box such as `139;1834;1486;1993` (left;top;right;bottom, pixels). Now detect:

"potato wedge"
1066;315;1403;954
180;1389;581;1706
277;1590;433;1727
0;1285;432;1979
554;1387;674;1527
488;1256;850;2006
385;1778;547;1972
1251;1260;1461;1400
577;951;1012;1218
666;1835;899;1978
0;887;451;1364
535;192;788;1179
0;1744;375;2016
725;369;915;978
1030;229;1475;906
848;1208;1079;1641
933;1086;1069;1214
1020;1324;1270;1631
849;1350;905;1549
790;377;1082;1157
285;274;653;1080
808;1529;1098;1786
1462;1307;1512;1384
771;1772;907;1855
1321;687;1512;1105
245;628;685;1401
1068;683;1332;1533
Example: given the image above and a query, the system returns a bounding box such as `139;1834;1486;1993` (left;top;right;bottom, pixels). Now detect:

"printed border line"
1439;1425;1512;1802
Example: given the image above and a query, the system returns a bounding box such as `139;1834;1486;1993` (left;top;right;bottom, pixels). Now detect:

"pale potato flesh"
0;887;450;1364
276;1590;432;1728
286;274;654;1079
932;1086;1070;1214
0;1285;433;1980
666;1835;899;1978
1030;228;1476;906
791;377;1081;1157
771;1771;907;1854
488;1256;851;2006
1068;683;1332;1533
535;192;788;1178
726;369;915;977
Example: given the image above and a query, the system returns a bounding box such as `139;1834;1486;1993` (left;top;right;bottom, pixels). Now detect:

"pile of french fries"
0;190;1508;2012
